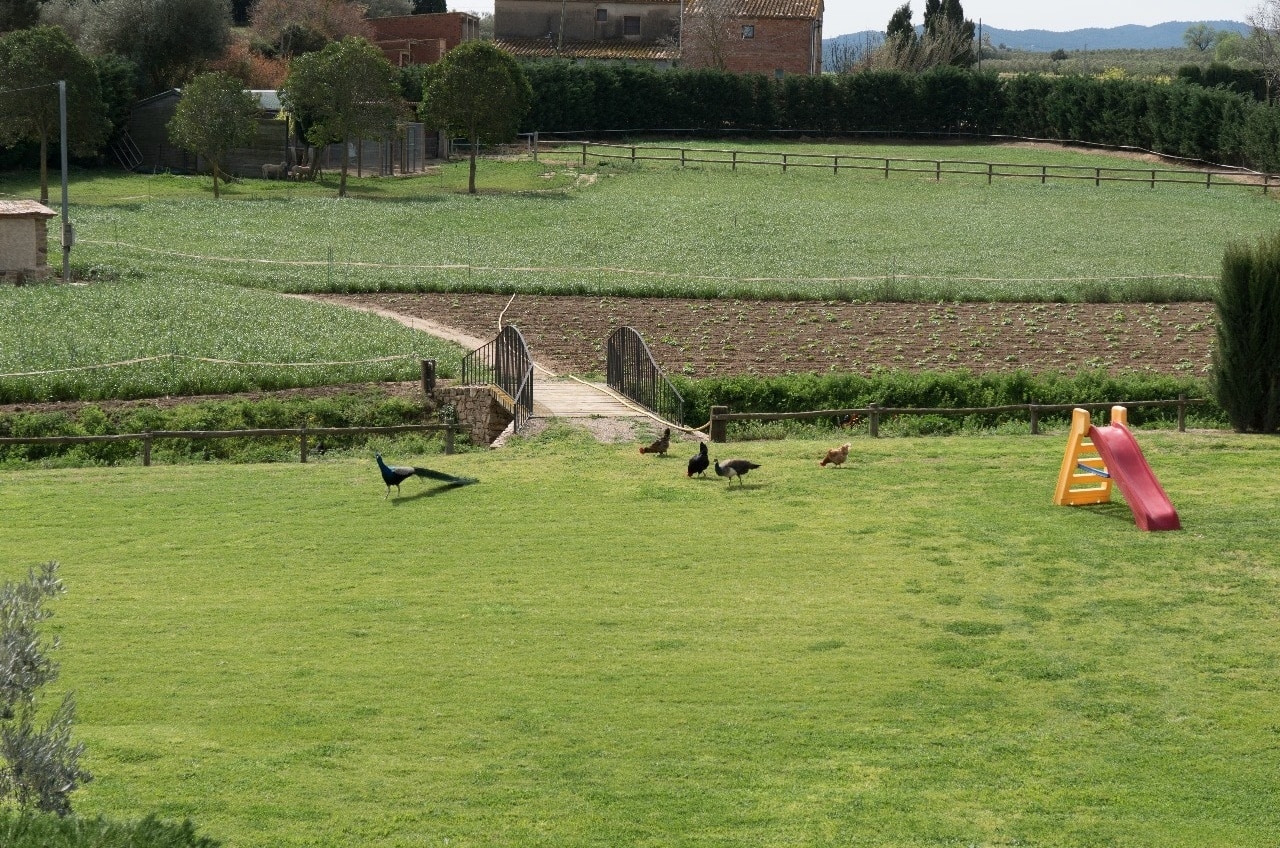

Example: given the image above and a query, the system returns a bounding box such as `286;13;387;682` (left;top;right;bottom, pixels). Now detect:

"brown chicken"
639;427;671;456
819;443;851;468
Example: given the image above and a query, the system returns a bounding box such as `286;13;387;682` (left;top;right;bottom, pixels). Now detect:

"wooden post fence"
0;423;462;466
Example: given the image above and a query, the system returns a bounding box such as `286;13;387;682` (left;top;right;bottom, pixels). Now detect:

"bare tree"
826;32;883;74
680;0;741;71
1248;1;1280;97
866;15;973;72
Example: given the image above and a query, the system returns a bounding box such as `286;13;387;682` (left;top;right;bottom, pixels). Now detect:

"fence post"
935;160;941;181
869;403;880;438
732;150;737;171
1177;393;1187;432
710;405;728;443
1095;167;1101;187
581;142;587;167
1029;404;1039;435
299;423;308;464
444;424;455;455
1150;169;1156;189
532;130;538;162
421;359;437;396
142;432;151;467
987;162;993;184
883;158;890;179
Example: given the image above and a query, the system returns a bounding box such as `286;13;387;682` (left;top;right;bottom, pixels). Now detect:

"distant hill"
823;20;1250;65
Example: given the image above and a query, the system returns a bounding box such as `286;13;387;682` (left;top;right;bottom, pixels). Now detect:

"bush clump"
1212;233;1280;433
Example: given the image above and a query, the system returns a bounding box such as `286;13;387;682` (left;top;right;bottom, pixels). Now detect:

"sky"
451;1;1257;38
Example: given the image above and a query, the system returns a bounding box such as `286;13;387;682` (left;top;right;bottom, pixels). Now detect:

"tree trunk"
212;162;221;199
468;133;478;194
38;132;49;205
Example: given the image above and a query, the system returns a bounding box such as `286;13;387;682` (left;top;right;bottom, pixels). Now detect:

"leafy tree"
250;0;372;60
280;37;403;197
0;0;43;30
1213;233;1280;433
413;0;446;12
167;71;260;198
0;26;108;204
420;40;531;194
1183;22;1217;52
0;562;91;816
885;3;916;46
922;0;974;66
365;0;412;18
82;0;232;92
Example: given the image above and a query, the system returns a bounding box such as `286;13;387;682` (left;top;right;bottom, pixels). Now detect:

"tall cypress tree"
1213;234;1280;433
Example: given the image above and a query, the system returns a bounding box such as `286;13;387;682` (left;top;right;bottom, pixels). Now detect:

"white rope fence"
0;353;419;379
77;239;1217;286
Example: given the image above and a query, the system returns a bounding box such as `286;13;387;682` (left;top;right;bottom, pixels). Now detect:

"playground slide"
1087;424;1181;531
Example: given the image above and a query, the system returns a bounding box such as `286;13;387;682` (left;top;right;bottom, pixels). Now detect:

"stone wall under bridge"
432;385;515;448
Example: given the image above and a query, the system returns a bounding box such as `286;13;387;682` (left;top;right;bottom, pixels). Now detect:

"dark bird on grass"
640;427;671;456
687;442;710;477
714;458;760;486
376;453;477;498
820;443;851;468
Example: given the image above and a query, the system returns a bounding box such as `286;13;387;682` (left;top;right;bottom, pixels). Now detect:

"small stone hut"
0;200;57;283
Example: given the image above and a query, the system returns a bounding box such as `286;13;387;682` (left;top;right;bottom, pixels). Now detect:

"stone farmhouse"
492;0;824;76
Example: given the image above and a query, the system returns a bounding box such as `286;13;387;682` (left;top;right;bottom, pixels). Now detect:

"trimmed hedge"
674;370;1222;433
521;62;1280;171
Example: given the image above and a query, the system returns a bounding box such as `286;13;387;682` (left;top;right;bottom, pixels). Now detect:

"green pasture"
4;428;1279;847
0;278;462;402
3;140;1275;302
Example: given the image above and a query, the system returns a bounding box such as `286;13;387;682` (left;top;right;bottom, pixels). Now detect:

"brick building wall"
369;12;481;65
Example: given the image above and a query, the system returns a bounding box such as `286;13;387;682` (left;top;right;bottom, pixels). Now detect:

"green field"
5;429;1280;847
4;140;1275;303
0;278;464;402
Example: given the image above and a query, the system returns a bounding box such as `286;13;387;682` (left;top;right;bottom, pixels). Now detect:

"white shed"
0;200;57;283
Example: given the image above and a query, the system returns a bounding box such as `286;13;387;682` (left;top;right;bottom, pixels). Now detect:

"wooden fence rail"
708;396;1204;442
544;141;1274;193
0;423;460;466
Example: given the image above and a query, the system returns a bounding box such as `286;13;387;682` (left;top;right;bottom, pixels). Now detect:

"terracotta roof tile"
685;0;822;19
0;200;57;218
495;37;679;61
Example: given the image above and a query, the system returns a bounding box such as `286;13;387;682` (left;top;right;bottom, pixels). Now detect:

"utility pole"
59;80;72;283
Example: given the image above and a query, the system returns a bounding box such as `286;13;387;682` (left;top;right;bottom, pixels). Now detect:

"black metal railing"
462;325;534;431
606;326;684;425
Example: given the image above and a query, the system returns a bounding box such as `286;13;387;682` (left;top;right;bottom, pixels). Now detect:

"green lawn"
4;141;1273;302
5;427;1278;847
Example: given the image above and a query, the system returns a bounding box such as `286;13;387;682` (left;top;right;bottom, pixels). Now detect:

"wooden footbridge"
309;297;684;431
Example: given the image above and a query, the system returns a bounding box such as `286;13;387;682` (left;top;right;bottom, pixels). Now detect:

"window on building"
596;8;607;22
742;25;755;38
624;16;641;35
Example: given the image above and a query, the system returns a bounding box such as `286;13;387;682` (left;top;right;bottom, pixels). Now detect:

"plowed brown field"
341;293;1216;379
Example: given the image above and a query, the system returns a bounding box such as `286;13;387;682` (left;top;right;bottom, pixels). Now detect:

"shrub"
1212;233;1280;433
0;811;220;847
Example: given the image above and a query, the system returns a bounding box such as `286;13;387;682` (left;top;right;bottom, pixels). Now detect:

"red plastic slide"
1087;424;1181;531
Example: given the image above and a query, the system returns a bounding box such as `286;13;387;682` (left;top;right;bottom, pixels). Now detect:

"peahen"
376;453;477;498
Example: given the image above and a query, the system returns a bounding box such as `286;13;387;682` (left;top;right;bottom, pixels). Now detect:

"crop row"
0;278;462;403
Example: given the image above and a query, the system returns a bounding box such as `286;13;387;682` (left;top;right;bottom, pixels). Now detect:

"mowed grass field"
5;428;1280;847
3;140;1276;302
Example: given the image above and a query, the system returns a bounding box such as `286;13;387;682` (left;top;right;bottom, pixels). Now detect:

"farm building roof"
685;0;822;17
495;38;679;61
0;200;57;219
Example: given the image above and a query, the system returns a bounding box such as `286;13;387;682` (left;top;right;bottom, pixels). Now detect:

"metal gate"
462;325;534;431
606;326;684;425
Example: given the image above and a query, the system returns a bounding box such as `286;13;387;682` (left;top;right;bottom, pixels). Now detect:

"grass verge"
4;426;1278;847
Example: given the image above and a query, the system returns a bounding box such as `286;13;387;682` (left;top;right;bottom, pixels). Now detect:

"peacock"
376;453;477;498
